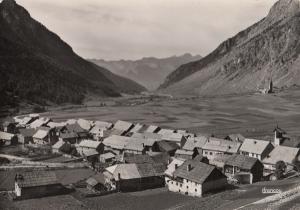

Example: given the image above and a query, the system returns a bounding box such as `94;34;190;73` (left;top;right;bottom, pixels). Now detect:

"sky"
18;0;277;60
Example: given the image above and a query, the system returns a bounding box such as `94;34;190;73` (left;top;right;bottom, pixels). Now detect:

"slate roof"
157;141;179;152
129;123;146;133
107;164;141;180
65;123;86;133
81;149;99;157
33;130;49;139
100;152;116;160
281;137;300;148
182;136;208;151
103;135;130;150
158;129;175;136
93;121;113;129
263;146;300;165
225;134;245;142
175;149;194;156
52;140;67;150
225;154;260;170
173;160;225;184
77;119;93;131
202;137;241;153
19;128;36;137
0;131;15;141
145;125;160;133
86;174;105;186
124;140;145;152
29;118;51;129
162;133;185;143
15;171;59;188
89;126;106;134
131;132;162;140
113;120;133;132
164;158;185;177
60;132;78;139
47;122;67;128
123;154;155;164
209;154;232;168
240;139;272;155
78;140;101;149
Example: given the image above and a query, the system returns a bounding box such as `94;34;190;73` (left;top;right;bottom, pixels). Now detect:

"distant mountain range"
0;0;145;107
90;54;202;91
160;0;300;96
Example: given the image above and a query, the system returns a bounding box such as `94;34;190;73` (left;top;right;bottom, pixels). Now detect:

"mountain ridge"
90;53;201;90
160;0;300;96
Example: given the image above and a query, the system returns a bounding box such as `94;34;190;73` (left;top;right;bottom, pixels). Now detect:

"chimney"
175;164;178;169
187;164;192;171
118;173;121;180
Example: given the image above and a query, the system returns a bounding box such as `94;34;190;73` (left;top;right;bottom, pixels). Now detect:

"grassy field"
42;88;300;139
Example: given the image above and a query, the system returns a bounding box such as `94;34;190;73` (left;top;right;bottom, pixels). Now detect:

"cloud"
18;0;277;60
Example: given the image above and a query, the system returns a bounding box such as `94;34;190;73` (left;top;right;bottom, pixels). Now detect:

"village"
0;113;299;207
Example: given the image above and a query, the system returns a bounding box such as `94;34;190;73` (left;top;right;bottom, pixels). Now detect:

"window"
205;151;208;155
180;184;182;187
210;152;212;155
195;188;197;192
187;186;189;189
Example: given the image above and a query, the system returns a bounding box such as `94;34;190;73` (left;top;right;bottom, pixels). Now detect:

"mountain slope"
90;54;201;91
0;0;145;107
160;0;300;96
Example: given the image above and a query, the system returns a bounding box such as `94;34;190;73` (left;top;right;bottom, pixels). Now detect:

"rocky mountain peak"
266;0;300;22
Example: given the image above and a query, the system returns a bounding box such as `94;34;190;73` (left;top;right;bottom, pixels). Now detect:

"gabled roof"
164;158;185;177
93;121;112;129
81;149;99;157
145;125;160;133
131;132;162;140
113;120;133;132
52;140;67;150
225;134;245;142
47;122;67;128
33;129;49;139
157;141;179;152
86;173;105;187
89;126;106;134
17;116;35;126
240;139;272;155
78;140;101;149
15;171;59;188
100;152;116;160
158;129;175;135
29;118;51;129
281;137;300;148
129;123;146;133
124;140;145;152
60;132;78;139
66;119;77;125
77;119;93;131
162;133;185;143
209;154;232;168
19;128;36;137
0;131;15;141
225;154;261;170
182;136;208;151
202;137;241;153
123;154;154;164
65;123;86;133
263;146;300;165
175;149;194;156
173;160;225;184
103;135;130;150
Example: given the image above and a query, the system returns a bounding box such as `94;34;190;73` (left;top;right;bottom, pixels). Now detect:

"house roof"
100;152;116;160
15;171;59;188
52;140;67;150
33;129;49;139
123;154;155;164
131;132;162;140
124;140;145;152
162;133;185;143
29;118;51;129
137;163;164;177
148;152;170;165
164;158;185;177
77;119;93;131
82;149;99;157
47;122;67;129
17;116;34;126
113;120;133;132
173;160;225;184
129;123;146;133
263;146;300;165
89;126;106;134
66;119;77;125
157;141;179;152
103;135;130;150
60;132;78;139
240;139;272;155
145;125;160;133
209;154;232;168
93;121;112;129
225;134;245;142
202;137;241;153
225;154;260;170
78;140;101;149
65;123;86;133
19;128;36;137
182;136;208;151
158;129;175;136
281;137;300;148
86;174;105;186
0;131;15;141
175;149;194;156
